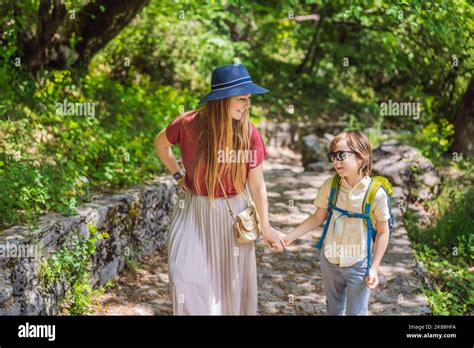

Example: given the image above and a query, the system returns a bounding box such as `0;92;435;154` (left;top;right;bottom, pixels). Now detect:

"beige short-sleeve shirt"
314;176;391;267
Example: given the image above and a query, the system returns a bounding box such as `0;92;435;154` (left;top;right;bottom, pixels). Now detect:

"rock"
257;122;301;148
392;186;406;200
0;280;13;303
323;133;335;143
0;301;22;315
378;274;388;286
134;304;153;315
375;293;393;304
273;286;285;297
372;141;441;200
414;187;433;201
421;172;440;187
12;260;31;296
301;135;323;159
299;134;330;169
298;302;314;312
99;259;120;286
307;162;326;171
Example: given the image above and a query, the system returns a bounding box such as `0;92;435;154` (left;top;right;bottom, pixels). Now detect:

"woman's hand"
177;177;189;192
263;226;286;252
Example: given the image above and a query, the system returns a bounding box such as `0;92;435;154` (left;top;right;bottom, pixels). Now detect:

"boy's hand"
365;267;379;289
283;234;293;247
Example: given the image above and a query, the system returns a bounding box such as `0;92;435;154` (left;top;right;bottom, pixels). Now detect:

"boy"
284;130;391;315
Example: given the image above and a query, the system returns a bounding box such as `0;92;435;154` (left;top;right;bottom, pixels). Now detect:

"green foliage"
417;119;455;160
2;0;473;229
0;65;196;228
125;257;142;271
405;173;474;315
39;223;109;315
393;118;456;162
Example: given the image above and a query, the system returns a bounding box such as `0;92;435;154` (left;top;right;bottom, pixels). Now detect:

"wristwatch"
173;170;185;181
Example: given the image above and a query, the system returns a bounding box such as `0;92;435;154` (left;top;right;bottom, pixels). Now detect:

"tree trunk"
452;77;474;157
19;0;149;76
295;4;322;74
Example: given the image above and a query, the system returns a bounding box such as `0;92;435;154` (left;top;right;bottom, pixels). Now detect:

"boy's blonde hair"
329;130;372;176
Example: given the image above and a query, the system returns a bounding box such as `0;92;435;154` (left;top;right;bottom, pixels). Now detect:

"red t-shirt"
165;109;269;198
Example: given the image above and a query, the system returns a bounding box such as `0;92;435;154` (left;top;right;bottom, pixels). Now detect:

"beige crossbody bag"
217;177;262;243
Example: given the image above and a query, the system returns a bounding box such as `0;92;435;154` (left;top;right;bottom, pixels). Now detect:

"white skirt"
167;190;257;315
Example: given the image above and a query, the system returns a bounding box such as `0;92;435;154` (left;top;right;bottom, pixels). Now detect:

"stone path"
94;146;431;315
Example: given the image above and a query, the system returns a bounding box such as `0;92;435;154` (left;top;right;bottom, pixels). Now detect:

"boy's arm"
285;207;327;244
366;220;389;289
370;220;390;270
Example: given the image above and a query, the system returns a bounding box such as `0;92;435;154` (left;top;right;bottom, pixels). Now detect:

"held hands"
283;233;294;247
263;226;286;252
365;267;379;289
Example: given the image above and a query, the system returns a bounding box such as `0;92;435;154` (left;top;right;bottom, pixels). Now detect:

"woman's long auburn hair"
193;97;250;199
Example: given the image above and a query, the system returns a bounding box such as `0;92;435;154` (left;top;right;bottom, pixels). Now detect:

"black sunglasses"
327;151;355;162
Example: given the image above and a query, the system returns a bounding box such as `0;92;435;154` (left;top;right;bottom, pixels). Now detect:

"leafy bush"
0;65;196;229
39;224;109;315
405;172;474;315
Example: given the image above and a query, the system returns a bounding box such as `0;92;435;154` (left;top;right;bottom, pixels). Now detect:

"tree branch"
18;0;149;76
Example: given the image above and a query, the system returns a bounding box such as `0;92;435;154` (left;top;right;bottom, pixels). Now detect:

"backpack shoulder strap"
361;178;382;275
328;174;341;208
315;174;341;250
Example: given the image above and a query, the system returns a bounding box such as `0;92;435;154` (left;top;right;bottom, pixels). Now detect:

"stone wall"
0;176;177;315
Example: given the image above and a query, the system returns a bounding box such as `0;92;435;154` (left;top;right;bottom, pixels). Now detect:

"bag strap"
217;175;235;220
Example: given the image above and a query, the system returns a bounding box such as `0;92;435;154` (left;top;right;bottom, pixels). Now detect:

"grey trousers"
320;251;370;315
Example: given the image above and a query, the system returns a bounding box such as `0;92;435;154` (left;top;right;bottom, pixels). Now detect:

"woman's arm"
154;129;181;174
285;207;328;245
154;129;187;190
248;162;285;251
366;220;389;289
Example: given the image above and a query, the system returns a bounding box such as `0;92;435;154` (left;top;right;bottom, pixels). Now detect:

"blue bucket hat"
199;64;269;104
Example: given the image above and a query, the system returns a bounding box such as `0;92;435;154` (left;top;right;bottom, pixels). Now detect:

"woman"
154;63;285;315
